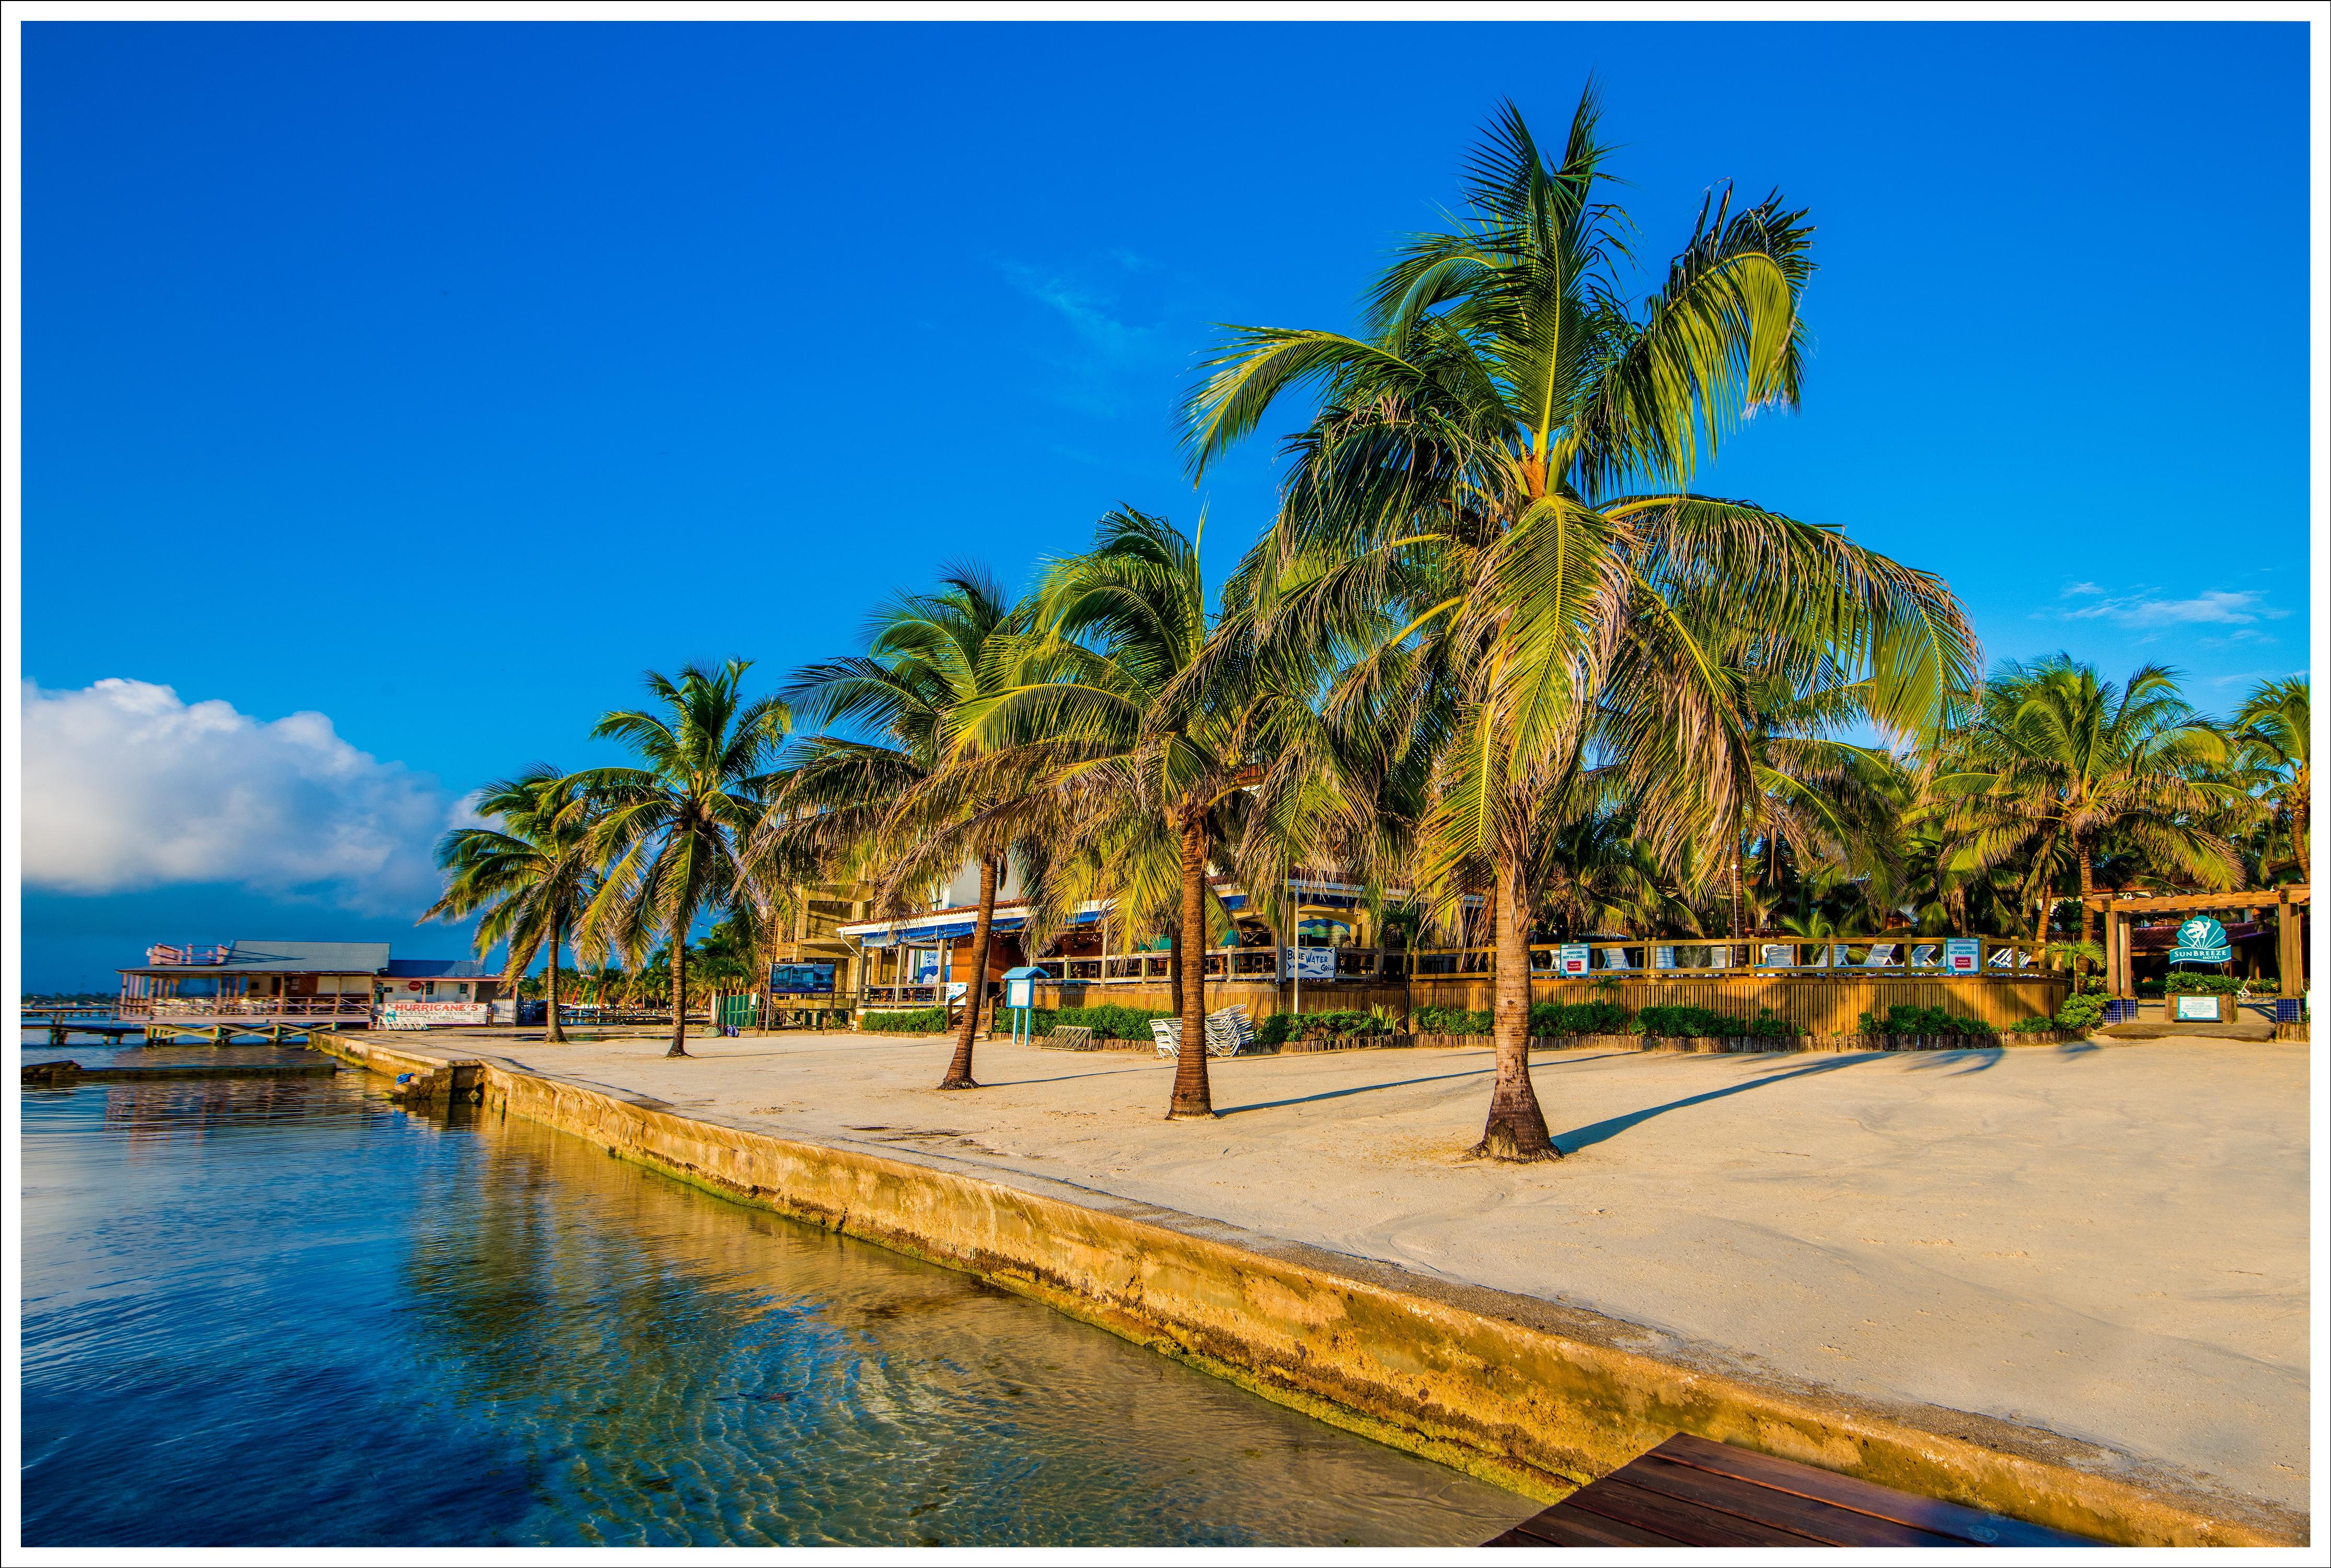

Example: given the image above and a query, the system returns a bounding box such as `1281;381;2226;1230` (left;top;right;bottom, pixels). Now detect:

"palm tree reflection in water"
396;1106;1527;1547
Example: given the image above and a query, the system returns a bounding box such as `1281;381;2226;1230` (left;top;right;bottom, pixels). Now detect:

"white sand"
482;1030;2311;1514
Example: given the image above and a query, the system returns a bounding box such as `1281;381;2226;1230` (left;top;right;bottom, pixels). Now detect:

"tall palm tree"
576;661;788;1057
1185;93;1974;1158
2230;675;2309;881
1933;656;2244;955
955;508;1276;1120
423;764;598;1044
770;568;1047;1091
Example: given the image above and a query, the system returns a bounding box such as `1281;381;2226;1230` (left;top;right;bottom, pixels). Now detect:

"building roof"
178;939;395;974
383;958;497;979
118;940;488;977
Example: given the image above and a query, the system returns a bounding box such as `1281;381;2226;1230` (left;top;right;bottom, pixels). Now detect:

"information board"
1943;938;1982;974
1556;944;1590;976
2174;994;2222;1021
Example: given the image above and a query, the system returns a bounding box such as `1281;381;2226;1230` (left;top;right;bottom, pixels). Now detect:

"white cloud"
21;678;458;912
2060;581;2104;596
2064;587;2288;629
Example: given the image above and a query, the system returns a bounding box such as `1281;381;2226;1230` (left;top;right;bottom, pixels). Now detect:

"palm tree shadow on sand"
1549;1055;1872;1154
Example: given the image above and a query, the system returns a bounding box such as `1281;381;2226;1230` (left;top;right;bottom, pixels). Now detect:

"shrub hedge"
1855;1004;1996;1037
1025;1004;1175;1040
2162;972;2246;995
860;1007;950;1033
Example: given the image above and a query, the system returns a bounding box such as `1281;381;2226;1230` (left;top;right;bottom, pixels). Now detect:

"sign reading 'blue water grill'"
2166;916;2232;964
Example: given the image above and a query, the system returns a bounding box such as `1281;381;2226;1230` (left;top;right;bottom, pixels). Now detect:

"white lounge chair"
1910;944;1940;968
1860;943;1899;968
1599;947;1632;971
1758;943;1796;967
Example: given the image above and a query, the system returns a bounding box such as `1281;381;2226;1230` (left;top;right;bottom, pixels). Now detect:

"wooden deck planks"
1486;1433;2098;1548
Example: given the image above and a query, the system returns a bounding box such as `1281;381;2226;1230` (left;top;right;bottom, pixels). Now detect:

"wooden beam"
2081;885;2309;915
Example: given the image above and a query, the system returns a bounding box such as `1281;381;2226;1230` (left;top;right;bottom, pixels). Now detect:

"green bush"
1258;1011;1294;1047
2163;972;2245;995
1637;1005;1734;1038
2003;1015;2059;1034
1854;1005;1997;1037
1413;1005;1494;1036
861;1007;949;1033
1529;999;1634;1036
1025;1004;1176;1040
2054;992;2107;1030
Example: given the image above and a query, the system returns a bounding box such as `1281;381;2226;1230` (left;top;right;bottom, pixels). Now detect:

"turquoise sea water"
19;1043;1534;1547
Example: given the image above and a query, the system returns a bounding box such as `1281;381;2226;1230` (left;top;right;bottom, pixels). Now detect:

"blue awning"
899;921;976;944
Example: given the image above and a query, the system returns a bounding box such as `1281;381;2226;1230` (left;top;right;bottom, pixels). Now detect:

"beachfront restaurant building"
117;940;503;1028
840;873;1406;1017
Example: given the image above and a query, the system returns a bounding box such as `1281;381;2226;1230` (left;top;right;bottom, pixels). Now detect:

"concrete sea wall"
310;1034;2301;1547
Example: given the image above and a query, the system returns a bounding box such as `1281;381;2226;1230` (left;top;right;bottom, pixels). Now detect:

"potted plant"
2162;972;2240;1023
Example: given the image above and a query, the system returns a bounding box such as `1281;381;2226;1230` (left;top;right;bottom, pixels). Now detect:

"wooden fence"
1409;973;2066;1033
1023;971;2066;1033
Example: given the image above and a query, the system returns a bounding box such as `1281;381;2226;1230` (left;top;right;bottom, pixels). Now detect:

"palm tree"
770;568;1047;1091
1932;656;2245;956
955;508;1278;1120
423;764;598;1044
576;661;788;1057
1185;93;1974;1158
2230;675;2309;881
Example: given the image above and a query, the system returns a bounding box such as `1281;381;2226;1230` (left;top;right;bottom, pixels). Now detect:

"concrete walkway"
448;1029;2309;1518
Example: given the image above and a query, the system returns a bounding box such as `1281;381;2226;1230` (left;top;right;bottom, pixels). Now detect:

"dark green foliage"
861;1007;950;1033
1257;1011;1294;1047
1280;1009;1394;1040
2003;1015;2060;1034
2162;972;2245;995
1633;1004;1793;1038
2053;993;2108;1030
1412;1005;1494;1036
1854;1004;1997;1036
1024;1004;1176;1040
1529;999;1634;1036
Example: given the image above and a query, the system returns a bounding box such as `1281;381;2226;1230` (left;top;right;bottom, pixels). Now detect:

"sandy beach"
454;1029;2311;1516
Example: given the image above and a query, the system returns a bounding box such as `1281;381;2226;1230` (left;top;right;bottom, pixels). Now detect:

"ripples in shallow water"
20;1067;1534;1547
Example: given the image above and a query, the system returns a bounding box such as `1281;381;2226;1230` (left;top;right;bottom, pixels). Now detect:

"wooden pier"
1486;1434;2095;1548
21;1008;355;1047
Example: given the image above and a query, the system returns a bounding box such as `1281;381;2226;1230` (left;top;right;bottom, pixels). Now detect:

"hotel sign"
2167;916;2232;964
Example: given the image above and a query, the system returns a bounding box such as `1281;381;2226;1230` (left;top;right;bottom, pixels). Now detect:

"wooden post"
2276;891;2301;999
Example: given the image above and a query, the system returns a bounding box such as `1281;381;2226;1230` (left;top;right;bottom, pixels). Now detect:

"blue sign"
768;962;836;996
2167;916;2231;964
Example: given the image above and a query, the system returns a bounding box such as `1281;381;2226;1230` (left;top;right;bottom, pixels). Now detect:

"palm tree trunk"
668;938;689;1057
1168;921;1183;1017
1473;855;1556;1161
1167;811;1213;1120
2077;846;2097;962
545;915;566;1044
939;855;998;1090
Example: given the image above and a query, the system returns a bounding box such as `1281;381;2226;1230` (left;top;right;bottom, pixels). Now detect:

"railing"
21;1003;120;1021
859;985;943;1008
116;996;377;1019
1021;947;1405;985
1408;937;2048;978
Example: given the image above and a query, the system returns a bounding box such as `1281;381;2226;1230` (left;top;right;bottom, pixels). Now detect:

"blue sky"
19;20;2312;990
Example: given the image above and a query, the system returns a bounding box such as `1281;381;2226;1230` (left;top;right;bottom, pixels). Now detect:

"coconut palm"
770;568;1050;1091
2230;675;2309;881
1186;92;1975;1158
423;764;598;1044
576;661;788;1057
1932;656;2245;957
954;508;1285;1120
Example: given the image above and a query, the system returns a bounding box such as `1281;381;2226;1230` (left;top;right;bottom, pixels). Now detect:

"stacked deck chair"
1151;1006;1256;1059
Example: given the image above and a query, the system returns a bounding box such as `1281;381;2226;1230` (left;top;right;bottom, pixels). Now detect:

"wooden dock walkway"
1486;1433;2096;1548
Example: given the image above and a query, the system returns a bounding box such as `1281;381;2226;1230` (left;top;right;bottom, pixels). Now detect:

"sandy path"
478;1031;2310;1514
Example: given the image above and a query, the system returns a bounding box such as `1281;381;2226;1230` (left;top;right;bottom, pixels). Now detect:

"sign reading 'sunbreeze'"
2167;916;2232;964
